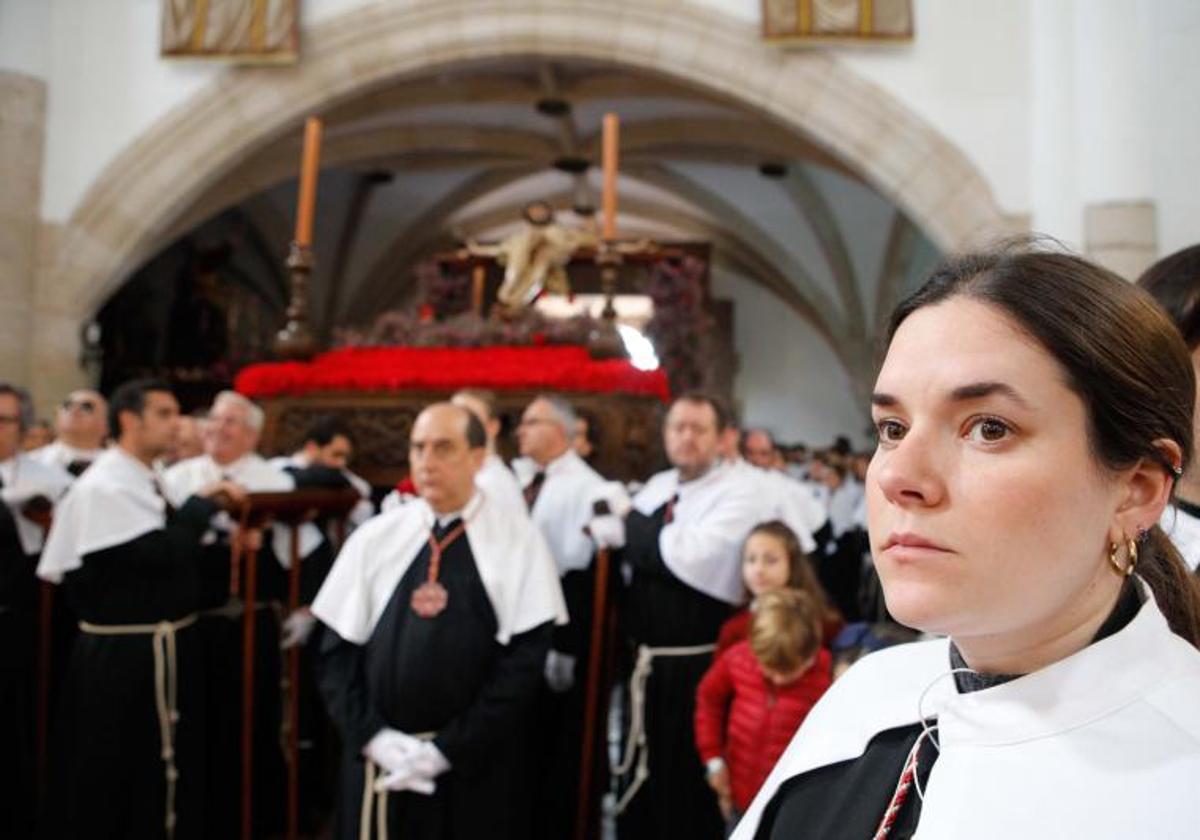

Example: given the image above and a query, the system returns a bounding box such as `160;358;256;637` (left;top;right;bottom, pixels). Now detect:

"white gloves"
280;609;318;649
586;514;626;549
545;650;577;693
364;728;450;795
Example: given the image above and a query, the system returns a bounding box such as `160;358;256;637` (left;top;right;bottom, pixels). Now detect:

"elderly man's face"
204;401;259;465
517;399;569;466
410;404;485;513
57;390;107;446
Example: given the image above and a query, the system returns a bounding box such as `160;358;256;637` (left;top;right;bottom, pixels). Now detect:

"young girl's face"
743;532;791;597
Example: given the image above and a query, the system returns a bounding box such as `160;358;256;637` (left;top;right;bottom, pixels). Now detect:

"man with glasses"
31;389;109;476
513;395;628;840
0;382;72;836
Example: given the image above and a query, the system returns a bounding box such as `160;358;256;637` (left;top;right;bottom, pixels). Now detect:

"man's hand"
585;514;625;549
365;730;450;795
280;608;317;649
544;650;576;693
200;479;248;508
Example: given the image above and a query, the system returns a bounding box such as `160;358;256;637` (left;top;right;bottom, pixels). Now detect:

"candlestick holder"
587;241;627;360
273;242;318;360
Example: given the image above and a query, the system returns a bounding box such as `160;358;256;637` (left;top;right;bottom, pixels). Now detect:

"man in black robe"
36;378;248;839
0;382;71;836
617;392;761;840
312;403;566;840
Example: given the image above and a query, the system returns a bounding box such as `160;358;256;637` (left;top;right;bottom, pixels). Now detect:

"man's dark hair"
108;379;174;440
1137;244;1200;349
671;390;730;431
303;416;353;448
0;382;34;433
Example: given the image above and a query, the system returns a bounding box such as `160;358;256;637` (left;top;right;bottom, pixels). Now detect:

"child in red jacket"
695;589;833;827
715;520;843;657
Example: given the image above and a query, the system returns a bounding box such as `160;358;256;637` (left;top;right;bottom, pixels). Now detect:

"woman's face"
867;297;1123;644
743;533;792;597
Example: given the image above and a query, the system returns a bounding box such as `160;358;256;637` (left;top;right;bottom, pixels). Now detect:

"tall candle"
601;113;619;241
294;116;323;247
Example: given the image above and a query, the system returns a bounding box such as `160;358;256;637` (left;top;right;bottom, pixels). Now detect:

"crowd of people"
3;241;1200;839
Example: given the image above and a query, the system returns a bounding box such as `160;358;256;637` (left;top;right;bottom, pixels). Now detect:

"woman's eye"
967;417;1011;444
875;419;907;443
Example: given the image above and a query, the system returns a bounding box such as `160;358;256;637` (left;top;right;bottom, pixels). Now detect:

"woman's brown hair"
888;241;1200;647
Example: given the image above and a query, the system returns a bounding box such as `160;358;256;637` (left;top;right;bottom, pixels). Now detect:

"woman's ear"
1111;439;1182;540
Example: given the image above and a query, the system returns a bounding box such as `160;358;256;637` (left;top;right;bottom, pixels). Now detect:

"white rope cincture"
79;613;198;840
608;642;717;817
357;730;437;840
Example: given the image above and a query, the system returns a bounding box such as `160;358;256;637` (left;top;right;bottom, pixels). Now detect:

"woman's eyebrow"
948;380;1031;409
871;381;1031;410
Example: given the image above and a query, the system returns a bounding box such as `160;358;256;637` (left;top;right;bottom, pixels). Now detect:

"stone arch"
34;0;1011;396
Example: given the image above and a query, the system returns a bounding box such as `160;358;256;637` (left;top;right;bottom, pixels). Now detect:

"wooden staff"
575;547;613;840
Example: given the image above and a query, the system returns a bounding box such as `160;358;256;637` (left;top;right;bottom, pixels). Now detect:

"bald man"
31;389;109;476
313;403;566;840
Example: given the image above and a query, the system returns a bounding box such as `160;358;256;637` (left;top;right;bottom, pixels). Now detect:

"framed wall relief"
161;0;299;63
762;0;913;43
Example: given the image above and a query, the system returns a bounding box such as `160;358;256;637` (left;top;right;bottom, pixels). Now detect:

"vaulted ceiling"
136;57;941;404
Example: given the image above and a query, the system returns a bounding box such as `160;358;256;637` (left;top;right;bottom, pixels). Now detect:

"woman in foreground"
732;245;1200;839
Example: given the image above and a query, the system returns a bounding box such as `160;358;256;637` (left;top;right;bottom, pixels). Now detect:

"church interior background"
1;0;1198;455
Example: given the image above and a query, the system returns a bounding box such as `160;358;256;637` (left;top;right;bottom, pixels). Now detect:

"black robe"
617;502;734;840
38;495;217;840
317;524;553;840
194;528;290;838
0;497;37;837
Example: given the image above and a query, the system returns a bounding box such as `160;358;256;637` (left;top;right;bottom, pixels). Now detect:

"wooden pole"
286;526;302;840
241;543;259;840
574;548;612;840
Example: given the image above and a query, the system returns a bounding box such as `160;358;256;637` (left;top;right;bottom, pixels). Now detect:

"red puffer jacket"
694;642;833;811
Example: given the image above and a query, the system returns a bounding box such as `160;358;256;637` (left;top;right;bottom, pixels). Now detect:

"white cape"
312;490;567;646
163;453;322;565
37;448;166;584
527;450;629;575
1;453;74;555
632;463;761;604
733;586;1200;839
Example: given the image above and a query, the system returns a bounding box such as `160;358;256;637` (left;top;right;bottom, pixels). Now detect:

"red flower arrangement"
234;345;671;402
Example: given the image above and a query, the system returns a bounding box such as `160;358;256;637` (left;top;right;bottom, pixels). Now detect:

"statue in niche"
463;201;598;311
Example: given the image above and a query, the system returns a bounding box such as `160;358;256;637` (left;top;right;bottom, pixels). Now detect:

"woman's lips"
881;532;953;562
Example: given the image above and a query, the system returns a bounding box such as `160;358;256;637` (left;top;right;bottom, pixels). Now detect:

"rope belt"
359;731;438;840
78;613;198;840
609;642;717;816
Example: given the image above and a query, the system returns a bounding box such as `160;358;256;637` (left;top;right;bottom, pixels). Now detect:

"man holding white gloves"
312;403;566;840
514;394;630;840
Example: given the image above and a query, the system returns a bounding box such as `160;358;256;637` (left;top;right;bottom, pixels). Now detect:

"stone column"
1084;201;1157;281
0;70;45;384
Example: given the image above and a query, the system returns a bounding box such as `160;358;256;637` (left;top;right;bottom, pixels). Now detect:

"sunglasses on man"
62;399;97;414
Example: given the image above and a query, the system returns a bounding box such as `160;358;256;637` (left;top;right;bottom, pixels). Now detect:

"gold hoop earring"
1108;539;1137;577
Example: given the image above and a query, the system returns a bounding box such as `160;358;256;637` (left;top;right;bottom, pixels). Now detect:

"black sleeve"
61;495;219;623
299;542;336;605
315;626;388;754
433;620;554;773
